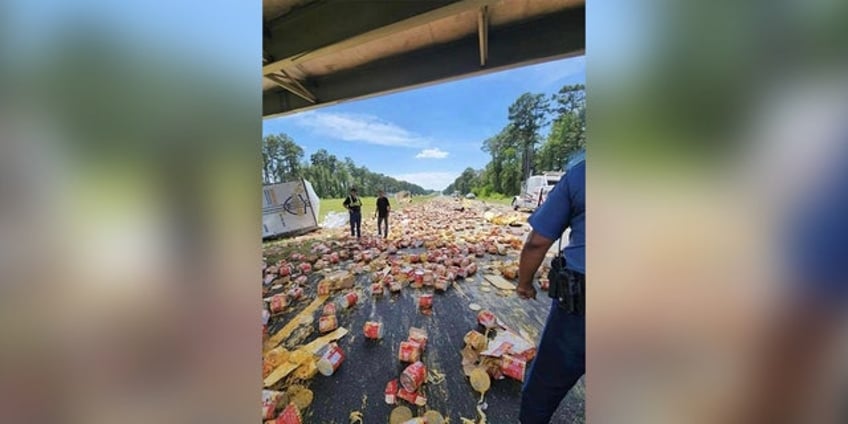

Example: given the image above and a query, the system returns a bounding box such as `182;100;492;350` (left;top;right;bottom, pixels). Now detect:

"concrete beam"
263;5;585;118
263;0;501;76
266;72;317;104
478;6;489;67
264;0;455;67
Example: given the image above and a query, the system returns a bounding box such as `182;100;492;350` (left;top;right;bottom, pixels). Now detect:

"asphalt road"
267;249;584;423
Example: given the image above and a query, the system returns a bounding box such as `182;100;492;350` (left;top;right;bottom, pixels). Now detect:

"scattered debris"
316;342;346;376
287;385;314;410
469;368;491;395
385;379;399;404
423;410;446;424
483;274;516;290
390;406;414;424
363;321;383;340
274;403;302;424
427;368;446;385
261;198;553;422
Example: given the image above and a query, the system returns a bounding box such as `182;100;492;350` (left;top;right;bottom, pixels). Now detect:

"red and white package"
262;403;275;420
477;310;497;329
400;361;427;392
418;294;433;309
517;347;537;362
318;315;338;333
363;321;383;340
414;392;427;406
278;264;292;277
434;278;449;291
288;286;304;300
501;354;527;382
269;294;288;314
397;387;418;405
317;280;331;296
275;403;301;424
481;341;513;358
384;379;399;404
408;327;428;351
398;341;421;363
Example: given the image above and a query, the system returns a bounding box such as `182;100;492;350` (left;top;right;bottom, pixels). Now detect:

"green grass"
475;195;514;206
262;195;435;262
317;195;433;222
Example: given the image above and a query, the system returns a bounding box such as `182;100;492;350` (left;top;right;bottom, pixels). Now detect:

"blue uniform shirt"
528;159;585;274
790;144;848;306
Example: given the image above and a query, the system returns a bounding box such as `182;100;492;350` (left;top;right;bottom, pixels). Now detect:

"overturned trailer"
262;179;320;239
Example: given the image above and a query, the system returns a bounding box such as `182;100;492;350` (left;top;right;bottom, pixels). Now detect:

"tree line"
444;84;585;196
262;134;430;198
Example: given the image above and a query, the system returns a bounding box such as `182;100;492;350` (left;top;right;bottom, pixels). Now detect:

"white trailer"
511;172;564;211
262;179;320;239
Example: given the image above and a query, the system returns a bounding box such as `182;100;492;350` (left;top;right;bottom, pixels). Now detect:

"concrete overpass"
263;0;585;118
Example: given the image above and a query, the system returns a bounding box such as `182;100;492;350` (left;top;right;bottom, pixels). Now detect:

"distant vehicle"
465;192;476;199
512;172;563;211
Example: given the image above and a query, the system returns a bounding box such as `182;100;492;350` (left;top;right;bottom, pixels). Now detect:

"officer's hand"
516;283;536;300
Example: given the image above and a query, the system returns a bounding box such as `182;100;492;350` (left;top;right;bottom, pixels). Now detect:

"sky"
263;55;586;191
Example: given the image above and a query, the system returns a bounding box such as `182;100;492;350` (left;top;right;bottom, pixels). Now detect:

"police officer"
516;155;585;423
343;188;363;239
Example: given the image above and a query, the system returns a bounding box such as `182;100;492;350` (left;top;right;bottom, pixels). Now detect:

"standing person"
343;188;362;239
516;157;585;424
375;190;391;238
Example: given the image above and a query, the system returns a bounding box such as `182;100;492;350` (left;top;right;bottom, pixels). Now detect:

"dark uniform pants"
349;210;361;237
377;213;388;236
519;299;585;423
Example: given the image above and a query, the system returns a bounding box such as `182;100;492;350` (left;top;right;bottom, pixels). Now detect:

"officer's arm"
518;231;555;289
519;176;573;290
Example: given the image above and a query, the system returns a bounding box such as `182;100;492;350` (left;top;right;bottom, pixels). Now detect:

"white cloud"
392;171;460;191
415;148;449;159
291;111;428;148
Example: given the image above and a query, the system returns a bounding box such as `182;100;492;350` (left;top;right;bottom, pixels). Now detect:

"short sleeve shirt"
377;197;390;216
790;144;848;307
528;160;585;274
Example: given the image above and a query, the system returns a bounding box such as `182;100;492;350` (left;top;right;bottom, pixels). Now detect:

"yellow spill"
476;403;488;424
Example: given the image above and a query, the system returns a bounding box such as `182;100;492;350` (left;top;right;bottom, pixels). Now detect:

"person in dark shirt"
517;158;585;423
375;190;391;237
342;188;362;239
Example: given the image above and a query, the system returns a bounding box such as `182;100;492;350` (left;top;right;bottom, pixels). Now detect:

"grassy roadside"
318;195;433;222
262;195;434;260
475;195;514;206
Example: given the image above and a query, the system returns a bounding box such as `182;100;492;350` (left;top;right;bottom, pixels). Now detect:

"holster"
547;255;585;314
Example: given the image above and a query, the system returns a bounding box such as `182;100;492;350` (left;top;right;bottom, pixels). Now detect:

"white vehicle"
262;179;320;239
512;172;563;211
